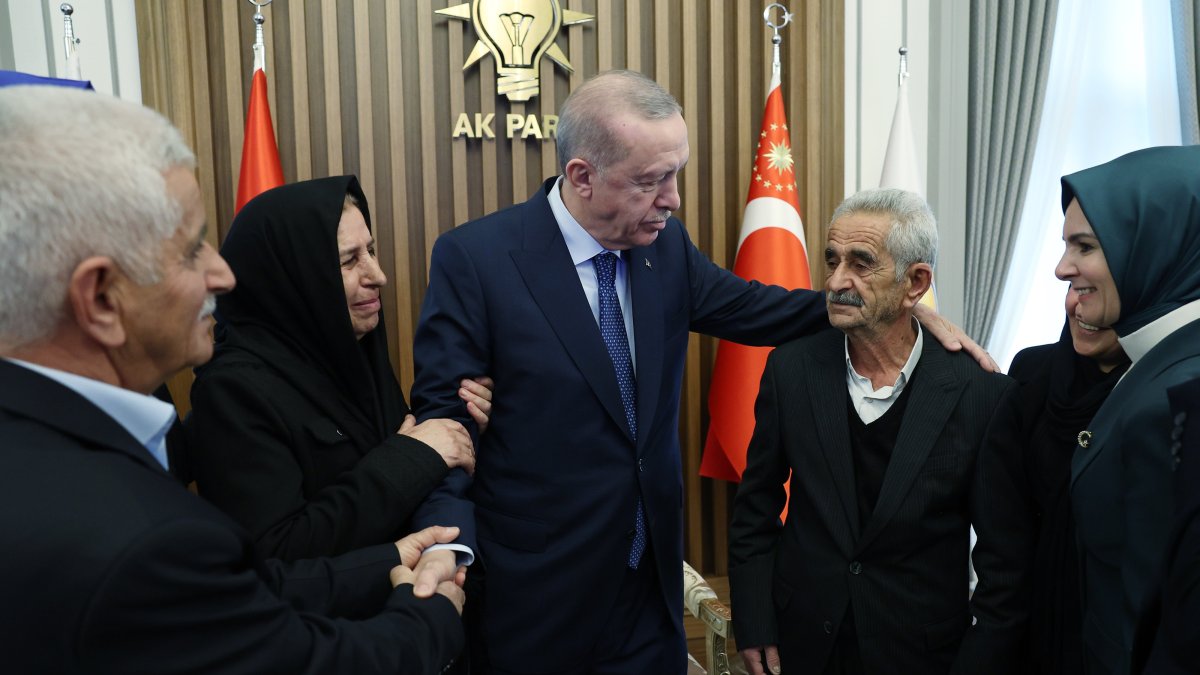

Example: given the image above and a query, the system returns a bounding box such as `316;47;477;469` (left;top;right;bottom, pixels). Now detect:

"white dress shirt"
844;321;924;424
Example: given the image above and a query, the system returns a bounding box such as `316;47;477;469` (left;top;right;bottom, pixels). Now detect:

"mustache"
197;295;217;321
827;290;865;307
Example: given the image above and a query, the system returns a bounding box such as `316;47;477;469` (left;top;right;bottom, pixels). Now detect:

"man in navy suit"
0;85;465;673
410;70;994;674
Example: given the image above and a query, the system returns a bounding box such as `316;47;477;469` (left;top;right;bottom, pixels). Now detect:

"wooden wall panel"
135;0;843;576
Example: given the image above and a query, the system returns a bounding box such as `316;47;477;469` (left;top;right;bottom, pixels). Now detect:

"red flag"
701;70;811;487
235;67;284;213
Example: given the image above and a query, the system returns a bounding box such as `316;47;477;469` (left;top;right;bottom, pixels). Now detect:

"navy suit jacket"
0;359;463;674
1131;375;1200;673
411;178;827;672
1071;317;1200;674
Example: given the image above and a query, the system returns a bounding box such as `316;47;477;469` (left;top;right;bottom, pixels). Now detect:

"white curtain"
987;0;1184;370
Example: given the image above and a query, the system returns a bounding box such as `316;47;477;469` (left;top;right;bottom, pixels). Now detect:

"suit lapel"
806;331;861;543
628;246;663;451
0;359;167;474
856;334;965;552
510;184;633;442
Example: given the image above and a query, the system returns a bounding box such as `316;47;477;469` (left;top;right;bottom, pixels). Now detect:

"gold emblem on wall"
436;0;594;102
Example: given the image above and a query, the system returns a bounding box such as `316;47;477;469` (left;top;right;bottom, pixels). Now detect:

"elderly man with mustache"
729;188;1026;675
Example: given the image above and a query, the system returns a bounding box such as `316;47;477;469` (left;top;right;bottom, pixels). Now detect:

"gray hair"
555;69;682;175
831;188;938;280
0;86;195;348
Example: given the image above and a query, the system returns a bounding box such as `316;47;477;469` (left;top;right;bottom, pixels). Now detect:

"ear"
67;257;127;349
563;157;597;199
902;263;933;309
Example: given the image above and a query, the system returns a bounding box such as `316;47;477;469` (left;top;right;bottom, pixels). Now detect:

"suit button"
823;620;833;634
849;561;863;575
638;457;645;472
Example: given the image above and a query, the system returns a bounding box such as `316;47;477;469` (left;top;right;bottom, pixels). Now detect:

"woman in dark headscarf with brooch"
185;175;492;562
1048;144;1200;675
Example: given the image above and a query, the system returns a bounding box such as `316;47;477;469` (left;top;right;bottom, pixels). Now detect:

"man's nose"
656;176;681;213
207;245;236;294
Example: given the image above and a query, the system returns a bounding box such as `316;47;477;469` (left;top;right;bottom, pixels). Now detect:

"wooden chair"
683;561;745;675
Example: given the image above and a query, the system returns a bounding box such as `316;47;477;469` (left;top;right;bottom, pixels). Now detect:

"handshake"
390;526;467;615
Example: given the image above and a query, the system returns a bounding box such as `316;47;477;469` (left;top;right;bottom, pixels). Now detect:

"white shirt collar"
1118;298;1200;365
548;176;614;263
8;359;175;471
843;321;924;424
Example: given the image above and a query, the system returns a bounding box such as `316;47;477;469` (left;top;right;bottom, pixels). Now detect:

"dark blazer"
729;329;1019;675
0;359;463;674
1071;318;1200;674
1131;375;1200;673
410;178;828;673
186;349;450;560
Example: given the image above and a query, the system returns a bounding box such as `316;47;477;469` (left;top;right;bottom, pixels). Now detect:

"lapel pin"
644;258;652;269
1077;430;1092;448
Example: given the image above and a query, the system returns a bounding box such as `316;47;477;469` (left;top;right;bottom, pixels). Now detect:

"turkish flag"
701;69;810;502
235;68;284;213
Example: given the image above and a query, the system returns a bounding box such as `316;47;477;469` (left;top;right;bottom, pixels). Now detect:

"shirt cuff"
426;543;475;567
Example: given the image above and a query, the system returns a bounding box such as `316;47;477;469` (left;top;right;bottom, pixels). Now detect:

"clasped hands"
390;527;468;615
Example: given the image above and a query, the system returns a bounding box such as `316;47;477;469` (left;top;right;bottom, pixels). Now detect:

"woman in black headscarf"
1050;145;1200;674
984;287;1128;674
186;176;490;561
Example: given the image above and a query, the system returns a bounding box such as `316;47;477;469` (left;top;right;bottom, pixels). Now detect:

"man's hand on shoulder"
913;303;999;372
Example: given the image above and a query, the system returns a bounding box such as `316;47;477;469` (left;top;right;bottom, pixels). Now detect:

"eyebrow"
825;246;878;266
1065;232;1098;243
339;238;375;256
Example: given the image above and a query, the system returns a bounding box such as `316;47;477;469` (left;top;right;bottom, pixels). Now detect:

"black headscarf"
206;176;405;448
1061;145;1200;337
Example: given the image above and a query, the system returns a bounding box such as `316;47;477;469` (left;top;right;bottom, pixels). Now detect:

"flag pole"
898;46;909;87
235;0;284;213
60;3;81;80
250;0;272;73
763;3;793;78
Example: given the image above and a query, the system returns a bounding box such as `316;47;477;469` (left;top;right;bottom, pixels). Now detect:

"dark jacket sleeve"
259;543;401;619
186;367;450;560
728;352;791;648
681;221;829;344
409;232;489;554
953;376;1034;674
77;519;463;674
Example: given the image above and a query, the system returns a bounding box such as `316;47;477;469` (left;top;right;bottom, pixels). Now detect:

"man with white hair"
0;85;464;673
729;188;1024;675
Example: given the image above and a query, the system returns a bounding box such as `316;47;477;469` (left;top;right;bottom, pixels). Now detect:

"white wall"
845;0;969;325
1;0;141;102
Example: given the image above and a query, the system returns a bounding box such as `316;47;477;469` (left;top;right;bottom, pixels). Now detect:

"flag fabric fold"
235;54;284;213
879;71;937;309
701;70;811;484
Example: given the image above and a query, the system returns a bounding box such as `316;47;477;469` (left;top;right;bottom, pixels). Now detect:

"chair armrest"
683;561;741;675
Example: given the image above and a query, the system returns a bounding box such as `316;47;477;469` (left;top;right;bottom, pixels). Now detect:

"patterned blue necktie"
593;252;647;569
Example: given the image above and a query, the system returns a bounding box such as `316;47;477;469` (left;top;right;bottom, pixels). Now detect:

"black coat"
991;336;1126;674
0;359;463;674
186;176;449;561
187;348;449;560
729;329;1021;674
